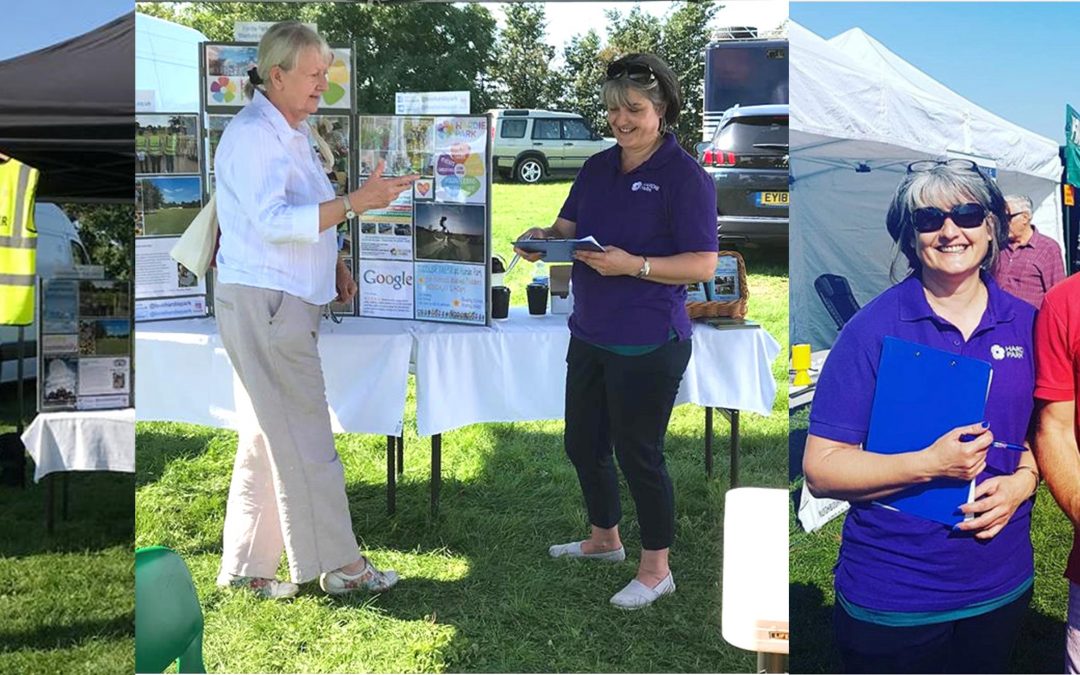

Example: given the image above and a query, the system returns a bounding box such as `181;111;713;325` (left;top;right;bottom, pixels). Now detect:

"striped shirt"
992;227;1066;309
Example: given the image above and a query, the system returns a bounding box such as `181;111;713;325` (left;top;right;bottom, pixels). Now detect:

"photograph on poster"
206;115;234;174
135;237;208;299
309;114;351;196
358;259;414;319
205;44;257;108
42;356;79;409
414;202;486;263
359;116;417;176
402;116;435;176
414;261;486;325
708;255;741;301
42;279;78;333
135;296;207;322
78;318;131;356
138;176;202;236
80;281;132;318
136;114;199;174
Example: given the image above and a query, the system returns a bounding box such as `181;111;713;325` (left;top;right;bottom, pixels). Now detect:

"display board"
135;113;209;322
38;279;133;412
356;115;491;325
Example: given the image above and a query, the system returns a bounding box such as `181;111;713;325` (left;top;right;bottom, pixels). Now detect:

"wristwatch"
636;256;651;278
342;194;357;221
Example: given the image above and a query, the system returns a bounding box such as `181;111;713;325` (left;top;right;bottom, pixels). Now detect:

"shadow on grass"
0;469;133;556
790;581;1065;674
0;613;134;654
135;425;220;488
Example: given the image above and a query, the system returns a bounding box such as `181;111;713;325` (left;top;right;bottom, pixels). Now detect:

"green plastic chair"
135;546;206;673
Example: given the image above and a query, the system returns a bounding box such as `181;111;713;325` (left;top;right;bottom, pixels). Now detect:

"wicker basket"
686;251;749;320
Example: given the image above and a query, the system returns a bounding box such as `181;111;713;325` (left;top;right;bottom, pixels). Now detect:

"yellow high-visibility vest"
0;158;40;325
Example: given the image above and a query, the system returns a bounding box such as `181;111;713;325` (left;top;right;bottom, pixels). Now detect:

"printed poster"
136;237;206;299
413;203;486;264
358;259;414;319
135;297;208;322
137;114;199;175
358;183;413;260
204;44;258;109
414;262;486;325
433;116;487;204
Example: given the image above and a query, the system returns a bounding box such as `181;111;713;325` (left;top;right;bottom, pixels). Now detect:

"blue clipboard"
866;336;992;526
511;237;604;262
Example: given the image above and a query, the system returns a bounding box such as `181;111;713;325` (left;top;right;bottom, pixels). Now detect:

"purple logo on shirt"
631;181;660;193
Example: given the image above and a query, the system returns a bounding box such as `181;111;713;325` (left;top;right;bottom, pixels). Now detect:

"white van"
0;204;90;383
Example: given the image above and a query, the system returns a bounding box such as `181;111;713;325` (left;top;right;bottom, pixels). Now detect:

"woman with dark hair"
515;53;717;610
803;160;1040;673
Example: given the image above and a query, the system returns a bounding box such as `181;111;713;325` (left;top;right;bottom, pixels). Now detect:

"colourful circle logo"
322;55;349;106
210;76;237;104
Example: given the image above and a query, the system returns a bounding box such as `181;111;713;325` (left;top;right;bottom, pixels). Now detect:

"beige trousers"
214;282;359;583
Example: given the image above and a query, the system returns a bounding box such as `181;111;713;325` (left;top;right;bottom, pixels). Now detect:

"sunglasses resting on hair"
606;61;656;84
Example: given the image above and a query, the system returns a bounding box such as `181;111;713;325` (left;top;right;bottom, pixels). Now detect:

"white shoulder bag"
169;193;218;277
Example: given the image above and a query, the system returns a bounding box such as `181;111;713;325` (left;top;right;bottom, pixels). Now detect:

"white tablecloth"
136;317;413;436
414;307;781;436
21;408;136;482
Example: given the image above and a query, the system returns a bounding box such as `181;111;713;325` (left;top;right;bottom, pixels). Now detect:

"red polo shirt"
1033;273;1080;582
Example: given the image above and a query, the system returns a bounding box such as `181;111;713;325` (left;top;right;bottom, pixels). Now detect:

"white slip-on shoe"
319;557;399;595
216;572;299;600
609;572;675;610
548;540;626;562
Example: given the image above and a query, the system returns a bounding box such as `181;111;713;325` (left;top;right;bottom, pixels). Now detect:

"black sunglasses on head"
912;203;987;233
907;158;980;174
606;61;656;84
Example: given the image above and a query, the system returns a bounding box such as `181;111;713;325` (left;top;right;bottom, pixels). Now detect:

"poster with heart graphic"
203;44;353;113
433;117;487;204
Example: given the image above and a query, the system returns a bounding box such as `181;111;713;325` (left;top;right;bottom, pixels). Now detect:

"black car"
699;104;789;247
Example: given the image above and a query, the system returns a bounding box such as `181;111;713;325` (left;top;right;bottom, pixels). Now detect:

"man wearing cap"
992;194;1065;308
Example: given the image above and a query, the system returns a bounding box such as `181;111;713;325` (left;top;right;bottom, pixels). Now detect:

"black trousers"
563;336;691;551
833;585;1032;674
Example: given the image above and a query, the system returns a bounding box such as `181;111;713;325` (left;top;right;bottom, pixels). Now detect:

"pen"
959;435;1027;452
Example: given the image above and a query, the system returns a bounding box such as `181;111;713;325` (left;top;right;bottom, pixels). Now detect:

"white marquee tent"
135;12;207;113
790;22;1065;350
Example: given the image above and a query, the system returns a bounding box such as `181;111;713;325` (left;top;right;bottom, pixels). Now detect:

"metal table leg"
386;435;396;516
396;436;404;476
705;407;714;479
431;434;442;517
729;409;740;488
45;472;55;534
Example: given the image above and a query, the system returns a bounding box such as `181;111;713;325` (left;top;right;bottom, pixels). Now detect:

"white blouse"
214;90;338;305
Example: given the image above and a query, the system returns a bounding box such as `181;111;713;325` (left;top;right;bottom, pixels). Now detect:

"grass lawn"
135;181;790;672
789;405;1071;673
0;380;134;674
144;206;199;236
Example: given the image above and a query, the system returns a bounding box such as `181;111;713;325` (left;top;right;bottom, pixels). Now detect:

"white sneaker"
548;540;626;562
216;572;299;600
319;557;399;595
610;573;675;610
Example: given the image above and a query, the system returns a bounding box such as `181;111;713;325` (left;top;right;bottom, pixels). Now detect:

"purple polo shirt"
992;227;1066;309
558;132;717;345
809;272;1036;613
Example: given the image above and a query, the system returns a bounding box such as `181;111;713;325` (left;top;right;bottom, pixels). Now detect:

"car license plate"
757;191;788;206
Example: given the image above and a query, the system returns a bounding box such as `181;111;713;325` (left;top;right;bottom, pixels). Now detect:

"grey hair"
885;163;1008;281
244;21;332;100
1005;193;1033;215
601;77;669;131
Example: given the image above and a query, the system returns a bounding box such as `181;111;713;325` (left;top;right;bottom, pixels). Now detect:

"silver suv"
489;109;615;184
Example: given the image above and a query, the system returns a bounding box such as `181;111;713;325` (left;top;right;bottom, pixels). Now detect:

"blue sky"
0;0;131;61
792;2;1080;143
152;176;201;205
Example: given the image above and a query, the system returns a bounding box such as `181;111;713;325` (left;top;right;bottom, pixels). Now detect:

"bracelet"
1014;465;1040;496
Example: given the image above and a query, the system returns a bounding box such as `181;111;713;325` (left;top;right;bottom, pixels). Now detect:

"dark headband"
247;67;263;86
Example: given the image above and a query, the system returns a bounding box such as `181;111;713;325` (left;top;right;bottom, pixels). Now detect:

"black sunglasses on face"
912;203;987;233
606;61;656;84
